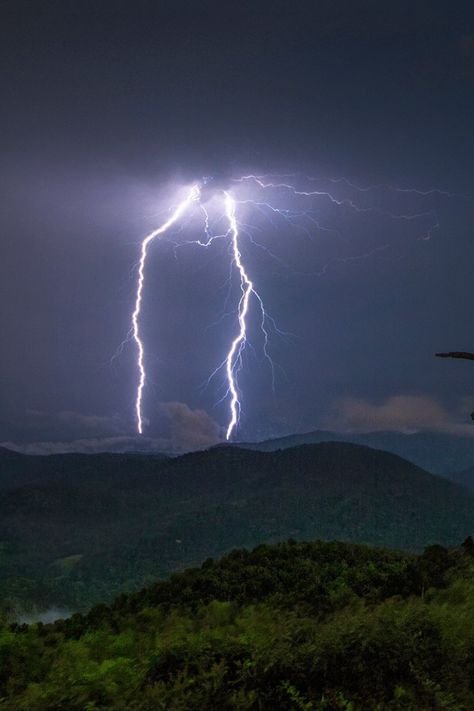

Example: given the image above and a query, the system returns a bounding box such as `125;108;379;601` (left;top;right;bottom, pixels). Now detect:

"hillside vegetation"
2;539;474;709
1;443;474;612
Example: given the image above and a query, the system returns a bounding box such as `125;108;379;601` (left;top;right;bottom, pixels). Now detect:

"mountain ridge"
0;441;473;611
230;428;474;474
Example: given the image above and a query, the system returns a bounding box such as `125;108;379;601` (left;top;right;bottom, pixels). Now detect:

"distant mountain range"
0;441;473;611
232;429;474;475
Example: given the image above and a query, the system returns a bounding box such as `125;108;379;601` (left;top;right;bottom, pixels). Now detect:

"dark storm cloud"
0;0;473;447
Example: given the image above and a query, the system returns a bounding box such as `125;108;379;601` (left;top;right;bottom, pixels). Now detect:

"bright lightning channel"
132;184;200;434
223;192;273;440
223;193;250;440
128;173;460;441
131;185;272;441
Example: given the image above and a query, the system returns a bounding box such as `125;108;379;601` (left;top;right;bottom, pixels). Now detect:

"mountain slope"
0;448;169;489
0;442;473;610
449;465;474;492
233;429;474;474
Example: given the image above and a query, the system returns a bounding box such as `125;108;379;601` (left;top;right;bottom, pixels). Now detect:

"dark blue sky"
1;0;473;452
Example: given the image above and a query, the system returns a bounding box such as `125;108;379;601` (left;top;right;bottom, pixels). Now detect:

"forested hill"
231;429;474;475
1;442;473;612
0;448;169;489
3;538;474;709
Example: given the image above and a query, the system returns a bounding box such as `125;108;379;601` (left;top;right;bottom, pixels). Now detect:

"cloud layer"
1;402;222;455
326;394;474;436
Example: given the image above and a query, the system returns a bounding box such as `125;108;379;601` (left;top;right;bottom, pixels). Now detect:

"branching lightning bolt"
223;193;251;439
130;184;276;440
220;192;275;439
132;185;200;434
125;172;465;441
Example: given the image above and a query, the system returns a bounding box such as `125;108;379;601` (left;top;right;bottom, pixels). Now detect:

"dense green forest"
1;443;474;613
1;538;474;709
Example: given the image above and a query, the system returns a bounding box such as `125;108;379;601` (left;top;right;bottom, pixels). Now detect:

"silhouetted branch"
436;352;474;361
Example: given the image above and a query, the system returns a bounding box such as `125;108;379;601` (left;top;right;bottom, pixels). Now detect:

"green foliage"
2;443;474;613
0;539;474;709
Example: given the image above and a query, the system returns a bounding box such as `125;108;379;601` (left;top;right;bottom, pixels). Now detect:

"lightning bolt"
234;174;439;225
223;193;250;439
132;184;200;434
222;192;274;440
130;183;276;440
126;173;465;441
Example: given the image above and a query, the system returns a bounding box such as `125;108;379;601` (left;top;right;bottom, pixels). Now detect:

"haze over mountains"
1;441;473;612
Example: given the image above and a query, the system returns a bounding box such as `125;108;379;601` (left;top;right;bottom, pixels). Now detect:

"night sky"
1;0;473;453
